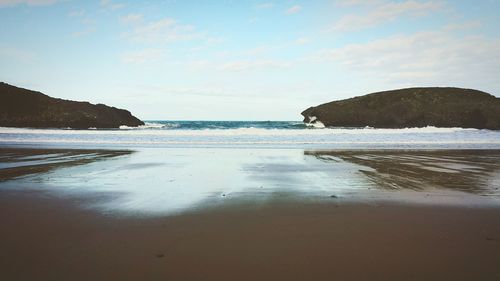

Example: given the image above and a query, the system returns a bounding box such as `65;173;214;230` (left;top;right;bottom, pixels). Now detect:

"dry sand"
1;190;500;281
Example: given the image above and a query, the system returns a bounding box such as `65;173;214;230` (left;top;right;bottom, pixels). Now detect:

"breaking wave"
0;122;498;149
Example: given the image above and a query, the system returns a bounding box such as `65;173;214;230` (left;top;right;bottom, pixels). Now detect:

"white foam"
0;126;479;136
120;122;170;130
1;125;497;149
305;116;326;128
1;138;499;145
310;121;325;128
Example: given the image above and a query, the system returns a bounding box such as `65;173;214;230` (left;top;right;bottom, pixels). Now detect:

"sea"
1;120;500;149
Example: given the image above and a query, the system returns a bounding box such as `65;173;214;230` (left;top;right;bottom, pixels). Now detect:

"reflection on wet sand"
305;150;500;195
1;147;500;215
0;148;132;181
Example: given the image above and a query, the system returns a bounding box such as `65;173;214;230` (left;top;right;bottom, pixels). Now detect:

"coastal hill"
0;82;144;129
302;87;500;129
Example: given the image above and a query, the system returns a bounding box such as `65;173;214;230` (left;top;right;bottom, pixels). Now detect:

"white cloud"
335;0;384;7
331;1;444;31
124;18;198;44
69;9;96;38
248;17;259;24
68;9;85;18
220;60;292;71
143;86;236;99
120;14;143;24
310;29;500;87
285;5;301;14
71;28;96;38
0;0;58;7
443;20;481;31
100;0;124;10
121;48;166;64
185;60;211;70
0;46;35;62
255;2;274;9
295;37;309;45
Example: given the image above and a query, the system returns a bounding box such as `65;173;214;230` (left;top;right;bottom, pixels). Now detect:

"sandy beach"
1;190;500;281
1;147;500;280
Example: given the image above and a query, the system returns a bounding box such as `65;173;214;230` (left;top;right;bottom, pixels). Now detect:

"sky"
1;0;500;120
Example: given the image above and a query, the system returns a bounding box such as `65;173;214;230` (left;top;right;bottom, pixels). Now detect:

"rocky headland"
0;82;144;129
302;87;500;129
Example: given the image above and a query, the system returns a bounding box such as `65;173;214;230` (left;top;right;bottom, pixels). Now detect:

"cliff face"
0;82;144;129
302;87;500;129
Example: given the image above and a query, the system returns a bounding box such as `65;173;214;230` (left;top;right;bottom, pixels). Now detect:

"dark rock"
330;195;338;198
302;87;500;129
0;82;144;129
156;254;165;258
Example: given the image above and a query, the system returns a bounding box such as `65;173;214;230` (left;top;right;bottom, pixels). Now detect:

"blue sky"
1;0;500;120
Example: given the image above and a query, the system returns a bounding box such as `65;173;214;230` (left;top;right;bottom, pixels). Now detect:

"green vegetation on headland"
0;82;144;129
302;87;500;129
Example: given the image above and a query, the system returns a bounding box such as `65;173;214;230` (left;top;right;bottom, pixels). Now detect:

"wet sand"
0;148;131;181
1;190;500;281
307;150;500;194
1;147;500;280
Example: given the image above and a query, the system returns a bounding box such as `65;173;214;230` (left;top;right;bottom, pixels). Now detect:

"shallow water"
1;148;499;216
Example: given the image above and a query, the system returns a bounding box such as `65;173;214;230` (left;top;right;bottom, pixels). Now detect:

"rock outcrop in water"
0;82;144;129
302;87;500;129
